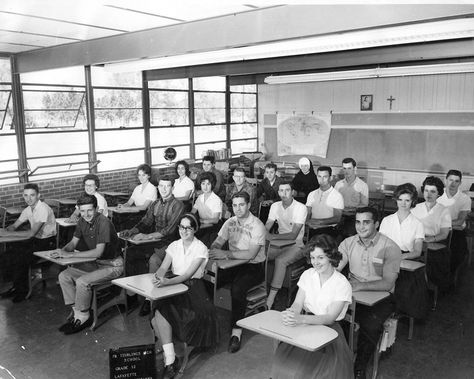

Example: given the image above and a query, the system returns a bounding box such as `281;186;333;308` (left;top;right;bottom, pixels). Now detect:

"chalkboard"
265;127;474;175
109;344;156;379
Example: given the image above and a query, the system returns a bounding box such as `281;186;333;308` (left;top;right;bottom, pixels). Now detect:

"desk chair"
344;298;397;379
423;229;452;310
0;206;7;229
465;216;474;267
26;239;57;300
90;250;128;331
245;240;270;316
44;199;60;218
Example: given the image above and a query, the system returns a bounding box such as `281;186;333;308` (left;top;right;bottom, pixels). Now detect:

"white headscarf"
298;157;310;170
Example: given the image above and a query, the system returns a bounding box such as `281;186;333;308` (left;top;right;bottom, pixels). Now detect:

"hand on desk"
261;200;273;207
209;248;228;260
281;309;303;326
132;233;155;241
349;278;364;292
49;249;73;259
119;228;137;238
152;273;169;288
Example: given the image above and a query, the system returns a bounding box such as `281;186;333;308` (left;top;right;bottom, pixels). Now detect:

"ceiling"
0;0;277;55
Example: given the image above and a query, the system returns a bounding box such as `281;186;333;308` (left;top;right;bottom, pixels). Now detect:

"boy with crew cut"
0;183;56;303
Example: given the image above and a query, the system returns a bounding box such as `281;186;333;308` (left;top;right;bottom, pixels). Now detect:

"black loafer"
228;335;241;353
0;287;16;298
163;357;180;379
139;300;151;317
58;315;75;332
63;317;93;335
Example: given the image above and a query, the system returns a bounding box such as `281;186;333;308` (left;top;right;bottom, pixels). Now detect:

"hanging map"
277;113;332;157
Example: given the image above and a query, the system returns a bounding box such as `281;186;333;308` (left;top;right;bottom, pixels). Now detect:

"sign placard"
109;344;156;379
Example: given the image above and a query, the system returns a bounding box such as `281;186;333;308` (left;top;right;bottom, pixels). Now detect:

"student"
411;176;452;290
209;192;266;354
256;162;282;223
437;169;472;278
306;166;344;239
291;157;318;203
118;163;157;210
68;174;108;220
191;171;222;248
194;155;226;200
379;183;428;319
172;160;194;202
224;167;258;216
55;195;123;335
257;162;282;204
265;181;307;310
0;183;56;303
150;213;219;379
334;157;369;237
379;183;425;260
338;207;401;378
119;176;185;316
271;234;353;379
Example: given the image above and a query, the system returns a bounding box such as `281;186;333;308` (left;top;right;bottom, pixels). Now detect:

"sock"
73;308;90;324
231;328;242;340
266;288;279;308
162;343;175;366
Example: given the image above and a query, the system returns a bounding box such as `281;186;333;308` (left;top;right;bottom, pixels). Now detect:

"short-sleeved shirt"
338;232;401;292
166;237;208;279
379;213;425;252
268;199;307;247
437;189;472;230
225;181;258;216
298;269;352;321
94;192;109;217
218;213;266;264
306;187;344;219
130;182;157;207
172;176;195;199
193;192;222;220
334;177;369;210
74;213;119;260
18;200;56;239
411;202;452;237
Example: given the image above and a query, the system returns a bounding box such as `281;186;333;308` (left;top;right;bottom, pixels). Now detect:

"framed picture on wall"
360;94;373;111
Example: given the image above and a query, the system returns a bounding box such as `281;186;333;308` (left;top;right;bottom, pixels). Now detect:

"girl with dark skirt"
271;234;353;379
150;213;219;379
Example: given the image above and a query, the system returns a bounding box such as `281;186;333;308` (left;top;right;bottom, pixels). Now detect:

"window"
92;67;145;171
0;59;17;185
20;66;89;181
230;84;257;155
148;79;191;164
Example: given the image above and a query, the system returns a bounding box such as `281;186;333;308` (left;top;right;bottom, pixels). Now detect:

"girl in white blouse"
119;164;157;210
150;213;218;379
271;234;353;379
172;160;194;201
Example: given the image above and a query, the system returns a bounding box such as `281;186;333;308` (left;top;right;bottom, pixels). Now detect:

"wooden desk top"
268;239;296;248
5;207;23;216
56;218;77;227
34;250;97;266
207;258;249;271
102;191;129;197
56;198;77;205
109;206;143;214
306;222;338;230
119;234;162;245
112;274;188;300
0;229;30;243
400;259;425;272
353;291;390;306
237;310;338;352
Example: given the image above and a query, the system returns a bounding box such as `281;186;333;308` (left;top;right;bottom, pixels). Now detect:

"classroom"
1;2;474;379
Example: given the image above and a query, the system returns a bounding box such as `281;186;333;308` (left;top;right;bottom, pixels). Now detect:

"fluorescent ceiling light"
104;18;474;73
264;62;474;84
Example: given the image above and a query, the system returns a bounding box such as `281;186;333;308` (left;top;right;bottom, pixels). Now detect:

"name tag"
372;257;383;264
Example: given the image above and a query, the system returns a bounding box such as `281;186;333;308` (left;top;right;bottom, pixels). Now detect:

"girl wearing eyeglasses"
150;213;219;379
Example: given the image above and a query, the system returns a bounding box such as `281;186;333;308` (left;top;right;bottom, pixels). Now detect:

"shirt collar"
160;195;175;204
356;231;380;247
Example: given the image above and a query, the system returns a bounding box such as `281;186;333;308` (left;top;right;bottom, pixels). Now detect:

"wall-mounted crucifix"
387;95;396;110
